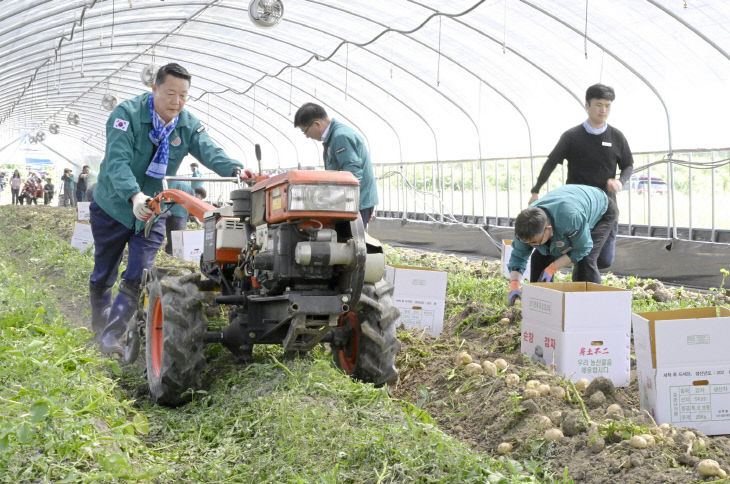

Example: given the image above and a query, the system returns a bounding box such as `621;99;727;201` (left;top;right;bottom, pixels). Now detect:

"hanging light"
49;123;60;134
35;131;46;142
248;0;284;28
102;93;118;111
140;64;157;87
67;112;81;125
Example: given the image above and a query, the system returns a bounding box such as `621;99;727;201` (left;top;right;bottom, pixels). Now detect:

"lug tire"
145;273;207;406
334;279;401;386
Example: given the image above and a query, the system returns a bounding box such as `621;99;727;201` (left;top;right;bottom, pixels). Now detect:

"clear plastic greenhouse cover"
0;0;728;170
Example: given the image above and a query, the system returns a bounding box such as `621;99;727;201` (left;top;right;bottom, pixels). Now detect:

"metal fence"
372;149;730;243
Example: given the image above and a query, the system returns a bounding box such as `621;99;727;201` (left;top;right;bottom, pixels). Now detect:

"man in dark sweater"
528;83;633;271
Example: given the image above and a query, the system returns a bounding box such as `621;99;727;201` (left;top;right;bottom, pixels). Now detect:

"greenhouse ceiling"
0;0;728;169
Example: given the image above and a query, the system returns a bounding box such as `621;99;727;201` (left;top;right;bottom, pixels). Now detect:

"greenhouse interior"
1;1;728;287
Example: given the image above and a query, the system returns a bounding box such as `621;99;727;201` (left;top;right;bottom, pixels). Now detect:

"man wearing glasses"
293;102;378;229
506;184;617;306
88;63;246;355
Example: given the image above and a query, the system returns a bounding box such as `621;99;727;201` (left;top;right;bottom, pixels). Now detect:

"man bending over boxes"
506;184;617;306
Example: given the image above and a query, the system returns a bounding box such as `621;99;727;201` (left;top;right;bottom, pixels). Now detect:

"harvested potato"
575;378;590;391
482;360;498;376
455;351;472;365
523;389;540;400
549;386;566;399
497;442;513;454
499;317;511;325
629;435;648;449
718;468;727;479
525;379;541;390
464;362;483;376
697;459;721;477
605;403;623;417
494;358;509;371
544;428;563;441
536;415;553;430
504;373;520;386
639;434;656;446
537;384;551;396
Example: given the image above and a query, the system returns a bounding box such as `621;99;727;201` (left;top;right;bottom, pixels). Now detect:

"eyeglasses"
520;228;549;246
300;122;314;136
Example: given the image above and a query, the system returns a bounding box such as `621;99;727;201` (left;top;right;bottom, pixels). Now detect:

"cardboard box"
384;264;448;337
521;282;632;386
70;222;94;252
501;239;531;280
171;229;204;262
77;201;90;221
633;306;730;435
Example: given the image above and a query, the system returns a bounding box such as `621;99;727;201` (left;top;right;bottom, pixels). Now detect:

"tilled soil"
390;249;730;483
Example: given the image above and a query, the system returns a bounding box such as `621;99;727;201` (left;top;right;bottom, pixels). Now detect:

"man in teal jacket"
293;103;378;228
89;63;245;355
506;184;617;305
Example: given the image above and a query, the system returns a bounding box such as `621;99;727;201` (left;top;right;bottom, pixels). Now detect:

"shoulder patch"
336;147;346;154
113;118;129;132
567;230;579;239
196;124;206;133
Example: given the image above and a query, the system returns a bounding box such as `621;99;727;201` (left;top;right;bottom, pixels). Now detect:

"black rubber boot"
89;283;112;343
99;280;140;356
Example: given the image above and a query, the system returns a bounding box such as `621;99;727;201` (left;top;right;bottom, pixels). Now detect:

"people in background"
88;62;246;356
506;184;617;306
293;102;378;230
61;168;75;207
190;162;203;191
10;170;21;205
43;178;55;205
528;83;633;273
19;178;37;205
76;165;90;203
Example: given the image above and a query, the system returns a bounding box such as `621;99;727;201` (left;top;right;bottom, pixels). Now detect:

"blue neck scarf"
583;119;607;135
145;94;179;179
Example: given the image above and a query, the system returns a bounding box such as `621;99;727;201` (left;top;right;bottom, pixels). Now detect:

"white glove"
131;192;153;221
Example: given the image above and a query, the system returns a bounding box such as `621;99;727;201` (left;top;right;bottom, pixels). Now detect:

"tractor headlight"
288;184;359;212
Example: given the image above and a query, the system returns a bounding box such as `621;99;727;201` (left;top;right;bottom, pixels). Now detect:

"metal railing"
372;149;730;242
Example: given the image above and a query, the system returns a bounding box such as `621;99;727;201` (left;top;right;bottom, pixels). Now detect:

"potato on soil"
697;459;721;477
497;442;513;454
549;386;565;399
482;361;498;376
455;351;472;365
523;389;540;400
493;358;508;371
537;384;551;396
544;428;563;441
504;373;520;386
536;415;553;429
525;379;541;390
575;378;590;391
629;435;648;449
464;362;483;376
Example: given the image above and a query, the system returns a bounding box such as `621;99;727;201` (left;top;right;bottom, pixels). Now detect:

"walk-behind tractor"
123;166;400;405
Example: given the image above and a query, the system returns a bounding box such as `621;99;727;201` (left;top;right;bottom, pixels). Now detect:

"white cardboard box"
501;239;531;281
384;264;448;337
77;201;90;221
70;222;94;252
521;282;632;386
633;306;730;435
171;229;204;262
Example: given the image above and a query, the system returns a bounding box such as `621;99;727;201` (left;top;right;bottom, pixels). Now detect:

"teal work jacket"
508;185;608;274
94;92;242;232
322;118;378;210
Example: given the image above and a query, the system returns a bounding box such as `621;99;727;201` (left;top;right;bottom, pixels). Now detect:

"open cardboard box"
384;264;448;337
633;306;730;435
521;282;632;386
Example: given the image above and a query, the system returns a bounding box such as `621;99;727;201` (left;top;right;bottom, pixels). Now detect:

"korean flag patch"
113;118;129;132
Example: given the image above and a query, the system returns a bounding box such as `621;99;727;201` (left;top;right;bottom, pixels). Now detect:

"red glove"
538;263;558;283
243;169;254;180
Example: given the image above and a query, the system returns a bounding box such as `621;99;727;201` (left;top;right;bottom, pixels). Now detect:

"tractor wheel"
334;279;401;386
145;273;207;406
